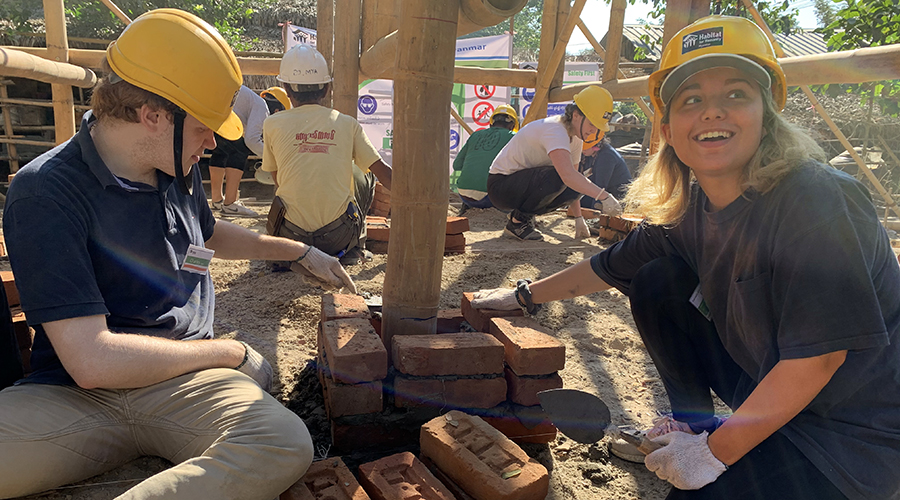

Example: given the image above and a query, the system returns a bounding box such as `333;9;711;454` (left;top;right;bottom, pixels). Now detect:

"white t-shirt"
489;115;582;176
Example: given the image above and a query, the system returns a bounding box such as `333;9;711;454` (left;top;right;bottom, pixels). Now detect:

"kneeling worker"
452;105;517;214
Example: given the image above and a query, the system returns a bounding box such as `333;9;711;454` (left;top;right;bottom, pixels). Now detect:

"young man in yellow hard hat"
0;9;353;499
487;86;622;241
452;104;517;215
261;44;393;266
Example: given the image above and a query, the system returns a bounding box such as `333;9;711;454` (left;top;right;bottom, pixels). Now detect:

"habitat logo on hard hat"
682;27;723;54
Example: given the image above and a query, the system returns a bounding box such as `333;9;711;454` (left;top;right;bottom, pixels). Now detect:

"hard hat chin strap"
172;109;192;196
578;113;600;144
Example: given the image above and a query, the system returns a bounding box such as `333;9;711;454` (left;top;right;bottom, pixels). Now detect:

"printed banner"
283;24;317;51
518;62;600;117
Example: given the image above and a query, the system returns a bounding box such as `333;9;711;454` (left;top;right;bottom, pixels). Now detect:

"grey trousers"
0;368;313;499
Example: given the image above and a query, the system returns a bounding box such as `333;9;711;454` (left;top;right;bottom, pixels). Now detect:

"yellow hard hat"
106;9;243;140
490;104;519;131
573;86;614;132
648;15;786;113
261;86;292;110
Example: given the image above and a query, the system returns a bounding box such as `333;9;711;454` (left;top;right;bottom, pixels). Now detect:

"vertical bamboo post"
361;0;378;52
0;82;19;172
601;0;627;83
382;0;460;346
317;0;335;107
42;0;75;144
333;0;362;117
532;0;559;123
550;0;570;92
649;0;693;154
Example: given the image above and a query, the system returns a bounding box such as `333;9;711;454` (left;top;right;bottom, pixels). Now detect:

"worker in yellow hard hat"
577;130;632;212
487;85;621;241
261;86;292;113
0;9;354;498
471;15;900;499
452;104;518;215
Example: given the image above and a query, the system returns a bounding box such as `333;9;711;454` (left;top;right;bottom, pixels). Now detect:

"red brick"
374;191;391;204
392;333;504;377
420;411;549;500
575;207;603;219
597;227;624;241
321;318;387;384
445;216;470;234
321;349;383;418
11;306;32;350
393;375;506;409
375;182;390;195
480;410;558;444
460;292;523;332
321;294;370;323
2;271;19;307
280;457;370;500
504;367;563;406
488;317;565;376
372;199;391;213
358;451;455;500
370;207;390;218
367;226;390;242
444;245;466;255
436;309;465;334
444;233;465;249
608;214;644;233
366;215;387;225
419;455;476;500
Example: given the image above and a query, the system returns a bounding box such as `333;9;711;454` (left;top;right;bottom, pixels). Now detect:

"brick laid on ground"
461;292;523;333
320;318;388;384
392;333;504;377
420;410;549;500
280;457;370;500
393;375;507;410
358;451;456;500
321;294;371;323
488;317;565;376
504;368;563;406
445;216;470;234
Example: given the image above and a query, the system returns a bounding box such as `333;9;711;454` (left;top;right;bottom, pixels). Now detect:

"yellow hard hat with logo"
648;15;786;113
573;86;614;132
490;104;519;131
106;9;243;140
261;86;292;111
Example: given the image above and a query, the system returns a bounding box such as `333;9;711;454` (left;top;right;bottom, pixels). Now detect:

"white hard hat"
277;44;331;86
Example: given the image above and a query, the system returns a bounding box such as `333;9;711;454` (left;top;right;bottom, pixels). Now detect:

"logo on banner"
522;88;535;102
522;104;530;117
682;27;724;54
449;129;460;150
547;103;566;116
474;84;495;99
472;102;494;126
358;95;378;115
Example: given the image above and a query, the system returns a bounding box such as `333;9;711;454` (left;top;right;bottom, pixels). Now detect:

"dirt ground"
15;197;676;500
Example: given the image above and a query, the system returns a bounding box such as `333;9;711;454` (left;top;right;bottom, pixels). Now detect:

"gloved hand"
644;431;727;490
291;246;358;294
574;216;590;239
594;191;623;216
235;341;274;392
471;287;519;310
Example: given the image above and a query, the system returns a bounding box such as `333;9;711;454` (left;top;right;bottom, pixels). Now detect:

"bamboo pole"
317;0;335;107
0;48;97;87
382;0;460;346
523;0;588;125
97;0;132;25
738;0;900;218
0;137;57;147
575;19;653;119
450;105;474;135
42;0;76;144
601;0;627;84
550;0;570;92
0;83;19;172
532;0;558;123
648;0;694;154
333;0;362;117
0;97;90;110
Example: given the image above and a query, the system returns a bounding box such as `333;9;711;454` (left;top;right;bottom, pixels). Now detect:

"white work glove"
574;216;590;239
235;341;273;392
291;246;358;294
644;431;727;490
471;287;519;310
594;191;623;216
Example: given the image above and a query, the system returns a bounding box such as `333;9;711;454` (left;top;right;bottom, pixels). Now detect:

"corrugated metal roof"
617;25;829;61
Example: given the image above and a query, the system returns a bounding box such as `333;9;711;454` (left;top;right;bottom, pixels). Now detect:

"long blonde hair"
624;86;826;225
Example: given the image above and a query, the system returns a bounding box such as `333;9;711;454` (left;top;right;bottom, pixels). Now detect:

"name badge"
181;244;215;275
689;284;712;321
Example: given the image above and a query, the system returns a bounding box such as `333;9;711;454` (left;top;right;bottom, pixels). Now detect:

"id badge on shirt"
689;284;712;321
180;244;215;275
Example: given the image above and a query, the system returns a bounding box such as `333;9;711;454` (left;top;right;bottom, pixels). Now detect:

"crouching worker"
0;10;354;499
471;15;900;500
262;44;393;267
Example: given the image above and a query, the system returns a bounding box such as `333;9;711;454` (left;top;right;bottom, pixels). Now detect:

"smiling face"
661;66;765;193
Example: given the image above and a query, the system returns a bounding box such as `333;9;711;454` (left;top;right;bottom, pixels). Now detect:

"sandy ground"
14;198;677;500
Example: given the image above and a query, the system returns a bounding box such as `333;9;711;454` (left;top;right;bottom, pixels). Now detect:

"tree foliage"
635;0;800;34
462;0;543;53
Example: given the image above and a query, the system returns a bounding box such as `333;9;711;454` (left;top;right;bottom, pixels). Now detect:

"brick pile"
593;214;645;242
370;182;391;218
2;271;31;374
365;216;470;255
280;457;370;500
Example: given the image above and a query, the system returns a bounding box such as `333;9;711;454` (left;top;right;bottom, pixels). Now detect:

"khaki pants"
0;369;313;500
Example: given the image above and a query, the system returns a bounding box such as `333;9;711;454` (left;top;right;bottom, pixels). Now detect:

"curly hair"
90;59;178;123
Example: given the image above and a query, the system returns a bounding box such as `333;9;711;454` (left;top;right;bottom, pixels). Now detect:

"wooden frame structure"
3;0;900;342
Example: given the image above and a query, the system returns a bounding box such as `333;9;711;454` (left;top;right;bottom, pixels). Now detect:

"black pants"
631;257;846;500
487;167;581;219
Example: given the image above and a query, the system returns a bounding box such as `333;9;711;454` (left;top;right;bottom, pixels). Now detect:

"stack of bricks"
370;182;391;217
364;216;470;255
280;457;370;500
593;214;645;242
2;271;31;374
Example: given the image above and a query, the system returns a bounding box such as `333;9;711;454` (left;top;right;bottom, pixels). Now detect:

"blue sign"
522;88;535;102
358;95;378;115
522;104;530;117
547;103;567;116
449;129;460;150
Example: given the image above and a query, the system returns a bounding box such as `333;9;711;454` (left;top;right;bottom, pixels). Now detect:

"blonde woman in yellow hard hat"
0;9;356;499
472;15;900;499
487;86;622;241
452;104;517;215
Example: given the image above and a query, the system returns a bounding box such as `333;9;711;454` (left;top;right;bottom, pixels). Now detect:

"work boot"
505;213;542;241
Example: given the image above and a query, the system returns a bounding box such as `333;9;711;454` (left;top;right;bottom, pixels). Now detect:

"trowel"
537;388;662;455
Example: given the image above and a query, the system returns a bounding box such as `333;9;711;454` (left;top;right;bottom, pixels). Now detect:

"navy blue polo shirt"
3;112;217;385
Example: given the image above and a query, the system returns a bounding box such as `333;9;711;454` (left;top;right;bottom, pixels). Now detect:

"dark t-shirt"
590;163;900;500
580;142;631;208
3;112;217;386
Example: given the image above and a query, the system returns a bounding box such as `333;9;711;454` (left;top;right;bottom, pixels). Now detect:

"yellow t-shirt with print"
262;105;382;232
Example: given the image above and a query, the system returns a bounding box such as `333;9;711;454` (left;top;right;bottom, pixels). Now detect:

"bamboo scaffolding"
601;0;627;84
0;83;19;172
382;0;460;345
98;0;132;25
0;48;97;88
532;0;559;122
449;105;474;135
317;0;334;107
333;0;362;117
43;0;76;144
738;0;900;219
